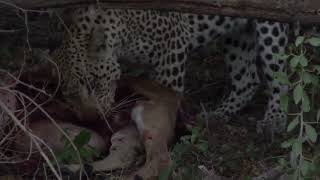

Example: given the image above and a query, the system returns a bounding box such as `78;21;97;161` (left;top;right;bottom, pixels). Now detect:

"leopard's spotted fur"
53;5;290;137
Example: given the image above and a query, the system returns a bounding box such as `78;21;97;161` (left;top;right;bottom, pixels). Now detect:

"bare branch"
4;0;320;24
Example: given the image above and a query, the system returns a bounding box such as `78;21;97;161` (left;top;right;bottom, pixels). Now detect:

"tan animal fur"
14;120;107;160
69;78;182;179
127;78;182;180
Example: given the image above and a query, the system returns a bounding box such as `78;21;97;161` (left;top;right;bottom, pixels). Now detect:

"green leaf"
172;143;188;157
306;37;320;46
191;134;197;144
158;167;172;180
79;148;95;162
302;72;312;84
196;142;209;152
186;124;193;131
290;151;298;168
74;130;91;148
287;116;299;132
292;139;302;158
295;36;305;47
281;138;295;148
280;95;289;112
293;84;303;104
305;124;317;143
180;135;191;144
290;56;300;69
57;147;78;163
274;53;290;60
298;55;308;67
191;126;201;136
311;74;319;86
278;158;287;167
302;91;310;112
301;159;312;176
291;169;299;180
275;72;290;85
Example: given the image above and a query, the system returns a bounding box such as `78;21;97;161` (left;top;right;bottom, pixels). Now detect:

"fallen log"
3;0;320;25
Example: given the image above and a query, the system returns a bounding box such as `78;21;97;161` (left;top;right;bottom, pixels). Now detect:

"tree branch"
4;0;320;24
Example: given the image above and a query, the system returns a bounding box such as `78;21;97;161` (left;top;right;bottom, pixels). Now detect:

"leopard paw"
256;114;287;141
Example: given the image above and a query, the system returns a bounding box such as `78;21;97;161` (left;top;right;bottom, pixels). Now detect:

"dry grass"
0;1;92;177
0;50;90;179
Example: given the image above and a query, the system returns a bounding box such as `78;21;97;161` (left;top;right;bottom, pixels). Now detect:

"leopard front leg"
255;21;289;139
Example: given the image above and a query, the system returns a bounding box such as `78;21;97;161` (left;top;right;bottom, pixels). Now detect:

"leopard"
52;5;290;138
